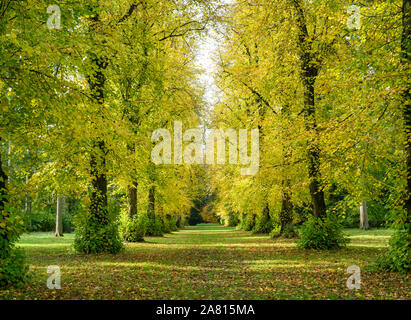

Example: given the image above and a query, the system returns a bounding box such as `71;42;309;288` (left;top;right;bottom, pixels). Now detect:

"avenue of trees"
0;0;409;287
211;0;410;270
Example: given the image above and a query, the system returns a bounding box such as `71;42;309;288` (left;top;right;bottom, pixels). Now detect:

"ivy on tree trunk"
292;0;326;219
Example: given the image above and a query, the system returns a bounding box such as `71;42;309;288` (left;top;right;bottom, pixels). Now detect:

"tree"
359;201;369;230
55;196;64;237
210;0;404;248
401;0;411;237
0;0;59;286
379;0;411;272
291;0;326;218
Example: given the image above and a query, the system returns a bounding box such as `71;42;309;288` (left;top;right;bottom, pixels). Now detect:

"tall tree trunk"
280;179;293;232
55;196;64;237
127;180;138;217
279;104;294;233
126;143;138;218
24;175;31;228
360;201;369;230
66;196;76;233
402;0;411;232
292;0;326;218
147;143;155;220
123;35;149;221
76;5;119;252
86;10;109;223
89;139;108;222
0;138;7;215
307;142;326;218
0;139;10;259
261;203;270;219
257;122;271;231
147;185;155;220
255;81;275;232
7;140;11;183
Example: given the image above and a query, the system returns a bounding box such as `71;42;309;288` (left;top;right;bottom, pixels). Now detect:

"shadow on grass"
6;225;408;300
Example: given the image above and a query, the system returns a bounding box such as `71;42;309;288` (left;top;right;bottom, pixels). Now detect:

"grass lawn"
0;224;409;300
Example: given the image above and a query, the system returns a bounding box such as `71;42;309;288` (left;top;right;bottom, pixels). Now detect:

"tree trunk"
7;140;11;183
148;185;155;220
250;213;256;229
66;197;76;233
279;104;294;232
292;0;326;218
307;144;326;218
127;181;138;218
0;138;7;215
126;142;138;218
24;175;31;228
280;180;293;233
89;140;108;223
86;15;109;223
402;0;411;233
55;196;65;237
0;139;10;259
262;203;270;220
360;201;369;230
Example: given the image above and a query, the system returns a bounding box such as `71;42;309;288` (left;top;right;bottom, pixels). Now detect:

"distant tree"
55;196;64;237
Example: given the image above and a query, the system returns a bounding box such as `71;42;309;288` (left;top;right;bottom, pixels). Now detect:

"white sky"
195;28;221;108
194;0;235;108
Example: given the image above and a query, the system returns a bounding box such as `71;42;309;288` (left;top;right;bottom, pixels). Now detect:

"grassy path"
1;224;409;299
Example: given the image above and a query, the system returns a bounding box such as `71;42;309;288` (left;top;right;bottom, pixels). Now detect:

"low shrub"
243;214;256;231
146;215;164;236
74;209;123;254
176;216;185;229
161;216;171;234
0;207;28;288
166;216;178;232
29;210;55;232
297;214;349;250
375;229;410;273
160;215;178;233
0;248;28;288
226;212;240;227
282;224;299;238
120;213;148;242
252;212;272;234
269;225;281;239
